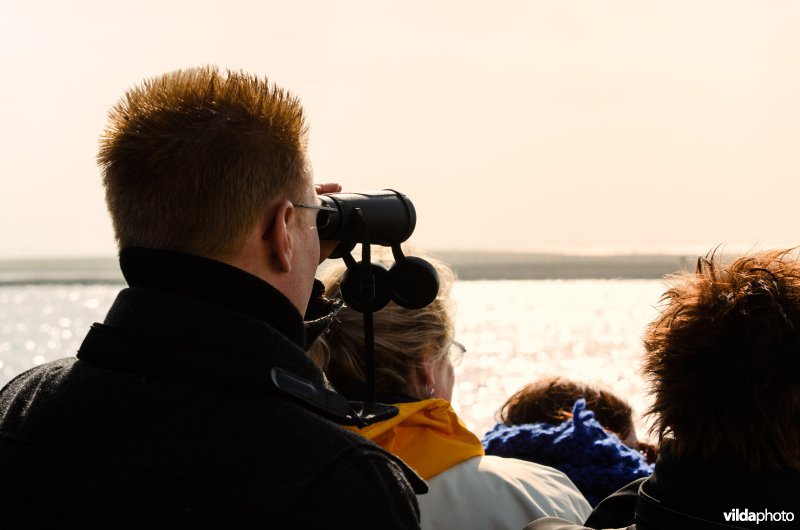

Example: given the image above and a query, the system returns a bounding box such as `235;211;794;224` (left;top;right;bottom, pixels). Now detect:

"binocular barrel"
317;190;416;246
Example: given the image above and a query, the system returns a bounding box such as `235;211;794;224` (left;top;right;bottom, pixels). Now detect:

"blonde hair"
309;252;456;399
98;65;309;258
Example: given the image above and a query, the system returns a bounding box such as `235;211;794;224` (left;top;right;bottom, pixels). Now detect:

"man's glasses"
292;200;337;229
292;201;337;213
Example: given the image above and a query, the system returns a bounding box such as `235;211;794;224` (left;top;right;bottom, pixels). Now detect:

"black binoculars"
317;190;416;250
316;190;439;312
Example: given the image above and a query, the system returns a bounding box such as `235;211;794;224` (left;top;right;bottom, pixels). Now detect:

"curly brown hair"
643;249;800;473
499;376;635;442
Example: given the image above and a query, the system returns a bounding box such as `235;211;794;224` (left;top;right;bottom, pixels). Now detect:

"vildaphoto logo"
723;508;795;525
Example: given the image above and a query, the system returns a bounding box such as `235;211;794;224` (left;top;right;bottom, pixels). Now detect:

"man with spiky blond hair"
0;66;425;528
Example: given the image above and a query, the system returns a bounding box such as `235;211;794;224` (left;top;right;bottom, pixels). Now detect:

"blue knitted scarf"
481;399;653;506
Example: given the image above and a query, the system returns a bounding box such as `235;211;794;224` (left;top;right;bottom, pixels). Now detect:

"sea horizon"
0;250;700;285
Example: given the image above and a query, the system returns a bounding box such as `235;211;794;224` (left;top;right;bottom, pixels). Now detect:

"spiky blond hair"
98;66;309;258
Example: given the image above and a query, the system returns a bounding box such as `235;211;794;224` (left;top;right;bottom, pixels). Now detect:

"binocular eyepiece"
316;189;438;312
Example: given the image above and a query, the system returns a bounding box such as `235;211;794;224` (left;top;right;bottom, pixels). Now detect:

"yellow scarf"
347;398;485;479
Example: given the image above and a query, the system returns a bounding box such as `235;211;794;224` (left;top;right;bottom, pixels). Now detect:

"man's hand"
315;183;342;195
316;182;342;262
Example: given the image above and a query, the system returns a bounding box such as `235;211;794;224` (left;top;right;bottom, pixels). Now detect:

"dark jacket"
524;441;800;530
0;248;426;529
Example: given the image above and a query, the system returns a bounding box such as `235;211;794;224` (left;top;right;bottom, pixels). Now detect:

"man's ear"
263;200;294;273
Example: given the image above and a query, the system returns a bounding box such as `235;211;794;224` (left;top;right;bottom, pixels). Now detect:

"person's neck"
218;233;307;315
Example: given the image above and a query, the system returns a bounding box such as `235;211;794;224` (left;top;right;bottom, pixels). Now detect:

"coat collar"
346;398;485;479
119;247;306;348
85;284;328;389
643;441;800;523
73;247;401;427
76;286;399;427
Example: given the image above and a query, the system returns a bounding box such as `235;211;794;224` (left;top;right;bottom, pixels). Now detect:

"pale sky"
2;0;799;258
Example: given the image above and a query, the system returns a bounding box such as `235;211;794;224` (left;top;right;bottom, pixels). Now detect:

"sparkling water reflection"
450;280;663;441
0;280;664;440
0;285;120;380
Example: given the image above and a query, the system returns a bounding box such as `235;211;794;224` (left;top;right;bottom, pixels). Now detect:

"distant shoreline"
438;251;695;280
0;257;123;286
0;252;696;285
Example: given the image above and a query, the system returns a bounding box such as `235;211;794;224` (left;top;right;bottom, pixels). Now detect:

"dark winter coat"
524;441;800;530
0;248;426;529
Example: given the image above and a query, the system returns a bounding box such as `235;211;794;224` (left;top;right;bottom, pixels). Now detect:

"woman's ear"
263;200;294;273
418;346;437;395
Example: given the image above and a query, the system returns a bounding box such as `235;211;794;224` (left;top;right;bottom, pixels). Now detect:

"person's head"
499;377;638;447
308;253;459;401
98;66;319;311
644;249;800;472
